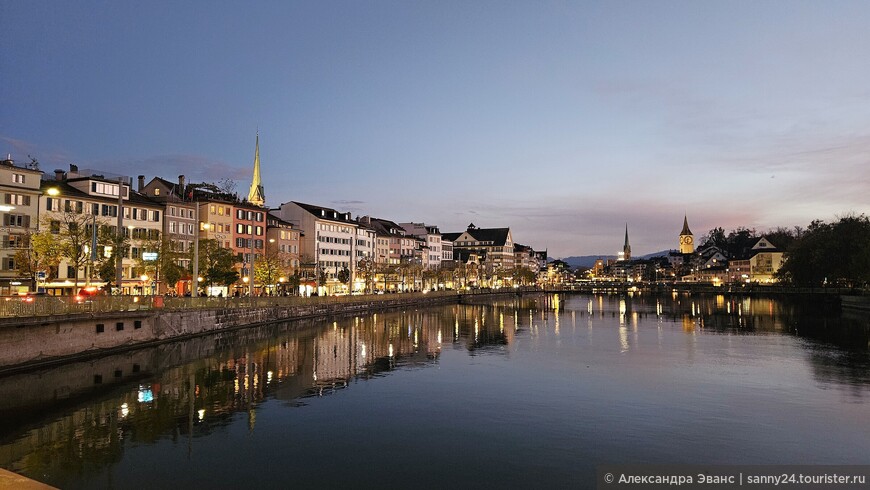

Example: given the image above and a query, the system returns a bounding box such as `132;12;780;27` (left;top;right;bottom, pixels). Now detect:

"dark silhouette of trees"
777;214;870;287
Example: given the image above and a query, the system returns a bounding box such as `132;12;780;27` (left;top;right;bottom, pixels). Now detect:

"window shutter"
2;215;8;226
24;195;31;206
24;216;30;228
3;194;9;205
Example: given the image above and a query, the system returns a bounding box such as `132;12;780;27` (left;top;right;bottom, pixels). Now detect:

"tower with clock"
679;215;694;254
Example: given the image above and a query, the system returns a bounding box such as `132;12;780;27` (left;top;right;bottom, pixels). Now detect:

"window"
154;188;160;196
7;234;23;248
5;194;30;206
91;182;120;196
46;198;60;212
12;173;25;184
3;257;14;270
3;214;29;227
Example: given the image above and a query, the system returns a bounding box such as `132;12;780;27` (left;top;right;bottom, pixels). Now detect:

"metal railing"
0;287;540;319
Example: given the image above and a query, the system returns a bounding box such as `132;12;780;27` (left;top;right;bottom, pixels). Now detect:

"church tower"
679;215;694;254
623;224;631;261
247;132;265;207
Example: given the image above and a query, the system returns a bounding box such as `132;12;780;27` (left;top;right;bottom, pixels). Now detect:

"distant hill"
558;250;673;269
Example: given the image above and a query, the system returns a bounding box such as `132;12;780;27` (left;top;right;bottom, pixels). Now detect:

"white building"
274;201;358;294
0;155;43;294
399;222;443;270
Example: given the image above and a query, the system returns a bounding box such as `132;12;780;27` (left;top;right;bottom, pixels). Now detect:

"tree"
725;227;757;258
44;212;109;291
356;259;376;293
13;230;64;290
136;235;185;294
286;273;301;295
700;227;727;249
777;214;870;287
96;224;130;292
337;266;351;287
190;239;239;291
763;226;799;252
254;253;283;293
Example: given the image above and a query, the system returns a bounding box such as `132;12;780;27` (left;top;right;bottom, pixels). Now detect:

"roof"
680;215;693;236
266;210;294;227
41;179;163;208
291;201;356;224
366;217;407;237
453;227;511;246
442;232;462;242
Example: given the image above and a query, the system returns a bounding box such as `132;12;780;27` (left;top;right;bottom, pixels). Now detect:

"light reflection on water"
0;293;868;489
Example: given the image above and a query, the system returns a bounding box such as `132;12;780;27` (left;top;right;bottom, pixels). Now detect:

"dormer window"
90;181;122;197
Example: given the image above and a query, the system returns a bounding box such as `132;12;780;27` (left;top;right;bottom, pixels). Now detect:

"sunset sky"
2;1;869;257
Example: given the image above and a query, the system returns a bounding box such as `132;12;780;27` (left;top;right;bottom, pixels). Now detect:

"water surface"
1;293;868;488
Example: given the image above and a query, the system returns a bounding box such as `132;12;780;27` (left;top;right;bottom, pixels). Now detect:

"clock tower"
679;215;694;254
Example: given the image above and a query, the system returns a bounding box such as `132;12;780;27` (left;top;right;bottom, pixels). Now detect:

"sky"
2;1;869;258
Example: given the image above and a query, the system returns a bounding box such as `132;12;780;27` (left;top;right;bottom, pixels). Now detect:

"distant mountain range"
556;250;673;268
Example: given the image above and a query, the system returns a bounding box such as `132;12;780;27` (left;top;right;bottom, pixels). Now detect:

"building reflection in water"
0;293;866;487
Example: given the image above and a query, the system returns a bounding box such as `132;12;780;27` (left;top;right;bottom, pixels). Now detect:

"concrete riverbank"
0;289;531;374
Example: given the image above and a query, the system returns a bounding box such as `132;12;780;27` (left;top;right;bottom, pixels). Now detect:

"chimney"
69;163;78;173
54;169;65;181
178;175;185;192
137;175;145;192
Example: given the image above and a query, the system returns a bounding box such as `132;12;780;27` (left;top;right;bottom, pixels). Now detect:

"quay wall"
0;291;518;374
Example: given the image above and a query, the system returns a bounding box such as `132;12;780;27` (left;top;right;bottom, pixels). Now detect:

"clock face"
686;236;693;244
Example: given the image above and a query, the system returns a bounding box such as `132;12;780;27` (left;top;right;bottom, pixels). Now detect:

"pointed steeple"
681;215;692;236
623;223;631;261
679;215;694;254
247;132;265;207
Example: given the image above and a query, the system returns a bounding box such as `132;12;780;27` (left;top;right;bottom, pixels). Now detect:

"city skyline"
3;2;869;257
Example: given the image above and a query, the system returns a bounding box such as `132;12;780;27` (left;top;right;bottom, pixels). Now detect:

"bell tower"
679;215;694;254
623;224;631;261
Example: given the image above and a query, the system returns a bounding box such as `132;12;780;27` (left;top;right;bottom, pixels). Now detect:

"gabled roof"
448;227;511;246
442;232;462;242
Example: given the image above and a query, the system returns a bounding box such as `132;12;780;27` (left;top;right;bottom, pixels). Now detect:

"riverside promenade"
0;288;537;374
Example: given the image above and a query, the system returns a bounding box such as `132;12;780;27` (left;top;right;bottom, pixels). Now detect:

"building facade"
0;156;43;294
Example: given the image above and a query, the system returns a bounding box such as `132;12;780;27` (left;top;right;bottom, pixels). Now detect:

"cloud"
0;135;74;167
91;154;250;183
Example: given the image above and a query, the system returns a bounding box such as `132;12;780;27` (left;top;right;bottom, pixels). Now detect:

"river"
1;293;868;488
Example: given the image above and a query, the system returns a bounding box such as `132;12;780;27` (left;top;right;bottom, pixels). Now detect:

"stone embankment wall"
0;292;513;373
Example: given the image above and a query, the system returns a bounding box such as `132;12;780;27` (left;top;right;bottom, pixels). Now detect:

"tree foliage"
14;230;64;290
190;239;239;288
777;214;870;287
